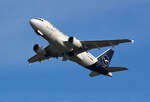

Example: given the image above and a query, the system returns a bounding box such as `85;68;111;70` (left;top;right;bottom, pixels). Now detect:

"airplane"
28;18;134;77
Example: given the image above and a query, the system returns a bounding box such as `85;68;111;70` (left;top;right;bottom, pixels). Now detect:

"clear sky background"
0;0;149;102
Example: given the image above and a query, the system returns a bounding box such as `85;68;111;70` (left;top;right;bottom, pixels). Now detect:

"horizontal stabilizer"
89;71;101;77
107;67;128;72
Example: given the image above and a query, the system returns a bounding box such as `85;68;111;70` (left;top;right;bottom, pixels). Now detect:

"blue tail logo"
97;49;114;67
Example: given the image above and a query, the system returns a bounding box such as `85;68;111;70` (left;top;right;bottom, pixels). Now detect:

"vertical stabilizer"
97;49;114;67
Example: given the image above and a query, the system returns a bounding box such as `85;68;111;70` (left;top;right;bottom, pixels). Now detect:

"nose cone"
30;19;38;30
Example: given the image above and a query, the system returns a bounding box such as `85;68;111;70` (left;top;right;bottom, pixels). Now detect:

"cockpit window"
36;18;44;21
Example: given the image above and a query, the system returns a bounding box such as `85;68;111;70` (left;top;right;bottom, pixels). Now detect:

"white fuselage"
30;18;98;67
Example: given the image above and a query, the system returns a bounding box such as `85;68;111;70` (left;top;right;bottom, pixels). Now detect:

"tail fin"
97;49;114;67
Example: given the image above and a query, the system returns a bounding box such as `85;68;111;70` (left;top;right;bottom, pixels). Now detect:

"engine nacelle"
33;44;46;56
68;36;82;49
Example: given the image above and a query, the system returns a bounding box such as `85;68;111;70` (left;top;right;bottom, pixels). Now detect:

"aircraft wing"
81;39;133;51
28;55;50;63
28;45;62;63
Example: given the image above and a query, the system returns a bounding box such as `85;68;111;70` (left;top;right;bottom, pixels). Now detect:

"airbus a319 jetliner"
28;18;133;77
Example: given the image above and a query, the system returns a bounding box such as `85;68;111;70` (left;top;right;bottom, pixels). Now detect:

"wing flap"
107;67;128;72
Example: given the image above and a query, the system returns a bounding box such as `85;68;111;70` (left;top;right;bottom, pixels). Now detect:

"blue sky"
0;0;150;102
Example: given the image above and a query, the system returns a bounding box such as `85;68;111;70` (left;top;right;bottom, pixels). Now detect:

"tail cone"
107;72;112;77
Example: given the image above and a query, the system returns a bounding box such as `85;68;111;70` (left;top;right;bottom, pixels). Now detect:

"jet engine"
33;44;46;56
68;36;82;49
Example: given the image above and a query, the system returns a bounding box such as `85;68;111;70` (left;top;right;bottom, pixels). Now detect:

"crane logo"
102;55;110;65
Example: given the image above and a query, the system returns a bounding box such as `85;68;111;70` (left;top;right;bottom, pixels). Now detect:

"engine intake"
33;44;39;51
68;36;82;49
33;44;46;56
68;36;74;43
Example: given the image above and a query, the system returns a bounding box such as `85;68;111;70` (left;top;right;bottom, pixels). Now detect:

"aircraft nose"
30;18;38;29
